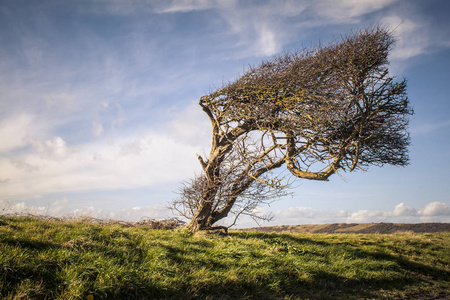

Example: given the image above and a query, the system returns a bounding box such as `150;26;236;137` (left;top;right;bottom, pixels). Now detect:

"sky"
1;0;449;227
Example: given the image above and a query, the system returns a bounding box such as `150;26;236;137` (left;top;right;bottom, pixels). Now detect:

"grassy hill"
1;216;449;299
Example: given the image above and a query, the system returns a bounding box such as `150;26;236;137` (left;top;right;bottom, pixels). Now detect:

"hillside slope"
242;223;450;234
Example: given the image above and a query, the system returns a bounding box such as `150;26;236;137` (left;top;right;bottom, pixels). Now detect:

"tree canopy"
172;26;413;232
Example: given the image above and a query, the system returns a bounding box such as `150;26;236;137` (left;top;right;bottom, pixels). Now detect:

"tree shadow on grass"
1;239;64;298
274;232;450;278
225;232;449;299
2;230;448;299
1;236;61;250
152;234;383;299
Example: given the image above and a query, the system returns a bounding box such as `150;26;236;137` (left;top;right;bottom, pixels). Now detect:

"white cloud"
381;16;429;61
92;121;104;136
392;202;416;217
0;114;36;153
166;101;210;147
279;206;321;219
0;130;203;200
119;140;143;156
217;2;308;57
31;137;76;161
9;157;40;172
347;210;386;223
257;26;278;57
348;202;450;223
70;204;172;221
0;199;172;221
315;0;398;23
0;99;213;201
418;202;450;217
238;201;450;226
0;198;68;217
155;0;236;14
274;206;352;225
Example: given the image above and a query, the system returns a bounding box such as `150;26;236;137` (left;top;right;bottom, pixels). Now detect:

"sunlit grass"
1;216;449;299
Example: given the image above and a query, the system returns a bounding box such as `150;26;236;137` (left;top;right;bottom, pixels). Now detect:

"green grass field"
1;216;449;299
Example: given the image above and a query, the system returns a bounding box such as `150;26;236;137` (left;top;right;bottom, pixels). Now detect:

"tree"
172;26;413;233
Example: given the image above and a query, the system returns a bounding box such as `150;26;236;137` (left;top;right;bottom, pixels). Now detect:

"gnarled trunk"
184;199;214;232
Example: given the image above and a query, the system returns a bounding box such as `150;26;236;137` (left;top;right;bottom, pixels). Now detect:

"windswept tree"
172;27;413;232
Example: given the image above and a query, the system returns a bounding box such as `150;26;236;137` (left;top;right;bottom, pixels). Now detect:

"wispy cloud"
154;0;236;14
44;93;79;112
382;16;430;61
152;0;400;57
411;120;450;135
314;0;398;23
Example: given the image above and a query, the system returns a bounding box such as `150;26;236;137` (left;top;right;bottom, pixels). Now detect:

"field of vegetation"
1;216;449;299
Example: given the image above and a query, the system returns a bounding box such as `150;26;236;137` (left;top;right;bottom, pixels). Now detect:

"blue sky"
1;0;449;226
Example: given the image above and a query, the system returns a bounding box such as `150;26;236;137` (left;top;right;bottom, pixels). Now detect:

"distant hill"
241;223;450;234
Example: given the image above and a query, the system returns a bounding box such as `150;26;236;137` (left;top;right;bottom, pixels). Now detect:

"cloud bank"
0;198;172;221
2;200;448;227
0;131;205;200
270;202;450;226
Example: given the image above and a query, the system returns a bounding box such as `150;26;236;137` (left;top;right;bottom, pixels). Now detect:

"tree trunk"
184;196;214;232
184;217;207;232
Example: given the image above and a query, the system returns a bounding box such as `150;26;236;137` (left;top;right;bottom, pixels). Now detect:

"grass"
0;216;449;299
